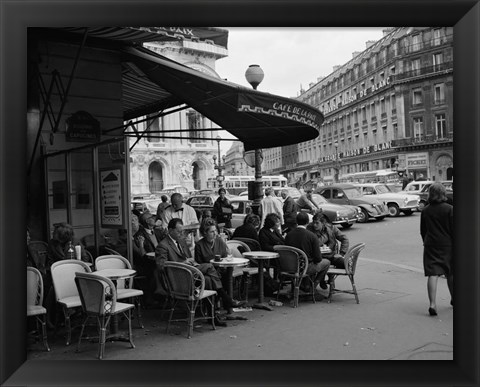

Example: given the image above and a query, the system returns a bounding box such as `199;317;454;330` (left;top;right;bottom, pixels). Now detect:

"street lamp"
245;64;265;215
213;135;225;188
333;140;342;183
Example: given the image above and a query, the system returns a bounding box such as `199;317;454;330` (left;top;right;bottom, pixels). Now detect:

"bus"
206;175;288;196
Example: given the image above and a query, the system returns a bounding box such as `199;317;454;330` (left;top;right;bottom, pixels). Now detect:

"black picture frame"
1;0;479;386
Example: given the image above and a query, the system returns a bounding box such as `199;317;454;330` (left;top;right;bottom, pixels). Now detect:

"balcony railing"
394;61;453;81
393;133;453;147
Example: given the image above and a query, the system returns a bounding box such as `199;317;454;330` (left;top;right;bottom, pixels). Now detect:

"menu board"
100;168;124;227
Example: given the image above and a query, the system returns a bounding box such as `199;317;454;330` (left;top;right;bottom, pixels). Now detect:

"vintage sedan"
354;183;419;217
309;193;360;229
417;180;454;211
316;183;389;223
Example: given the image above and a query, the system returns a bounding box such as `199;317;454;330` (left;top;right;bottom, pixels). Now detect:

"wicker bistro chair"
227;239;261;303
94;255;144;328
27;267;50;352
327;243;366;304
50;260;92;345
273;245;316;307
74;272;135;359
27;241;49;276
163;262;217;339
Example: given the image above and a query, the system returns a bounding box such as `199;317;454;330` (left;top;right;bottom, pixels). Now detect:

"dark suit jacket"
155;235;192;268
134;226;168;255
285;226;322;264
420;202;453;246
283;196;298;226
258;227;285;252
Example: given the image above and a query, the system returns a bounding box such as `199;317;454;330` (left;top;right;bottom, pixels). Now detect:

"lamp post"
245;64;265;215
333;140;341;183
212;135;225;188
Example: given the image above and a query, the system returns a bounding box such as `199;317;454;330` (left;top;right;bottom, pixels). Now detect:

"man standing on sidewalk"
285;212;330;290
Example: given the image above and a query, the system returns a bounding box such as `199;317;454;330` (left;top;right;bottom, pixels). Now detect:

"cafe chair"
163;262;217;339
232;237;261;252
273;245;316;308
327;242;366;304
27;241;49;276
227;240;261;302
27;267;50;352
50;260;92;345
74;272;135;359
94;255;144;328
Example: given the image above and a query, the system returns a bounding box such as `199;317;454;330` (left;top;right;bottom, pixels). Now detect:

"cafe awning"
121;46;324;151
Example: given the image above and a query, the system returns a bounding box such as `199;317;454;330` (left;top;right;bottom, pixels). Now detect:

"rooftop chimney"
333;65;341;72
366;40;377;49
382;27;395;36
352;51;361;58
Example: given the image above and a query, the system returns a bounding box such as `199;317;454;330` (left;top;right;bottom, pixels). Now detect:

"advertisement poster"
100;168;123;227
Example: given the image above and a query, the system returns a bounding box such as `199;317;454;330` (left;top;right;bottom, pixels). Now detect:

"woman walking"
420;182;453;316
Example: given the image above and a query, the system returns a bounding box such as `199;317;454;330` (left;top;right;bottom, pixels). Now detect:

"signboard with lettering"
406;153;429;169
238;93;323;131
65;111;101;143
100;168;124;228
318;141;393;163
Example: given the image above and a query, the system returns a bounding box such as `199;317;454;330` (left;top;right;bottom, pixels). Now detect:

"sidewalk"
27;256;453;360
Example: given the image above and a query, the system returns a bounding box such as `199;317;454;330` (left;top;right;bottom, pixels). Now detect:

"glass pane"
46;154;68;237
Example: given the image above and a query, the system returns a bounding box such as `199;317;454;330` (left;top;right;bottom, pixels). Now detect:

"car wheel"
417;200;426;212
403;209;413;216
387;203;400;217
342;223;353;229
357;208;369;223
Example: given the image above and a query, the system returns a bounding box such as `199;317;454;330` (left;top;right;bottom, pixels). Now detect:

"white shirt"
261;195;284;226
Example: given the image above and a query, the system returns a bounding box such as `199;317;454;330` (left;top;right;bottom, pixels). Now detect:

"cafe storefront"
27;27;323;262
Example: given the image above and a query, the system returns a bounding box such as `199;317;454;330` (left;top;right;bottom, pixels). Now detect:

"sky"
214;27;387;153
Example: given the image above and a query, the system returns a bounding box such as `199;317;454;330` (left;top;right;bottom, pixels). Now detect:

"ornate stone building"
128;30;229;195
263;27;453;185
224;142;255;176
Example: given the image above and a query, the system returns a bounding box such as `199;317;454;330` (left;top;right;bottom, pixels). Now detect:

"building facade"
223;142;255;176
129;32;229;195
263;27;453;186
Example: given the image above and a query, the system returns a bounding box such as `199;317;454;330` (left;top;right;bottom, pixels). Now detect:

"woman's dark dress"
420;201;453;276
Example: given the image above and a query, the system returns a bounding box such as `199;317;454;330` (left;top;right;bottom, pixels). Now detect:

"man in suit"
285;212;331;290
281;189;298;232
155;218;243;321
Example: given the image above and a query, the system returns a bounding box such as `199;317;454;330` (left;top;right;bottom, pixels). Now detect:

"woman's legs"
427;275;438;309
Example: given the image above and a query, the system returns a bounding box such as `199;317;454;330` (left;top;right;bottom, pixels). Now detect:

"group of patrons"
29;187;350;328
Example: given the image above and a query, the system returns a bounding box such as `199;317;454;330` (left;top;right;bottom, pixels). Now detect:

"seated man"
307;212;349;268
285;212;330;290
155;218;243;323
296;189;321;214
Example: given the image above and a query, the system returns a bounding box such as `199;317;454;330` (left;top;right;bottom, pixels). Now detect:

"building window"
412;34;421;51
362;106;367;121
412;88;423;106
370;101;376;120
433;52;444;69
391;94;396;114
393;123;398;138
392;41;398;56
434;83;446;104
433;28;442;46
146;114;160;143
413;117;424;140
390;66;396;75
380;98;386;114
411;58;421;75
435;113;447;138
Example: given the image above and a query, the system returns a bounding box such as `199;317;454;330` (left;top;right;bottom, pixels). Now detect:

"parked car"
230;196;253;229
315;183;389;223
354;183;419;217
401;180;435;195
309;193;360;229
185;193;219;214
131;198;163;215
417;180;454;211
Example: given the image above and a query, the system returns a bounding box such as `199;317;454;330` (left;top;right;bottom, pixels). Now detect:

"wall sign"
100;168;124;228
65;111;101;142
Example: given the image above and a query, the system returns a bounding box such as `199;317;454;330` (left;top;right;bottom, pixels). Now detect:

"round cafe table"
210;257;249;297
94;268;136;337
242;251;279;311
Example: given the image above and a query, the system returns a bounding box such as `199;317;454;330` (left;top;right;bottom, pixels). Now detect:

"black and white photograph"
1;1;479;386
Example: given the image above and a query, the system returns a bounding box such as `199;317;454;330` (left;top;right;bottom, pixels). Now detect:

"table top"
95;268;136;280
242;251;279;260
210;257;249;267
